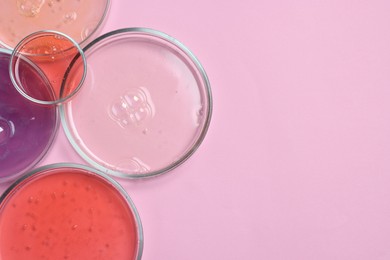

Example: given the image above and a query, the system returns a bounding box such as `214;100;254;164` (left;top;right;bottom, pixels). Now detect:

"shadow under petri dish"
0;49;57;181
0;0;109;49
0;164;143;259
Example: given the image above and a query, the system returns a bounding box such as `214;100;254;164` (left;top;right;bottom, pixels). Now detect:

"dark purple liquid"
0;50;57;180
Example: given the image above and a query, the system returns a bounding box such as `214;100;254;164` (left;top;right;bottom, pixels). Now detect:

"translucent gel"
62;30;211;177
0;0;108;48
0;50;57;180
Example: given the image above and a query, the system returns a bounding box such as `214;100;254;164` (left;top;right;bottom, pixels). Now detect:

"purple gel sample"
0;50;57;180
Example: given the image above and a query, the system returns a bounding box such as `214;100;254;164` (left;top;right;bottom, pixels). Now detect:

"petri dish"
61;28;213;178
0;0;110;49
0;48;57;182
9;30;87;105
0;163;143;259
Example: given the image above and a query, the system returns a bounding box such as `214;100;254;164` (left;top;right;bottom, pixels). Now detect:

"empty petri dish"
61;28;212;178
9;30;87;105
0;48;57;182
0;0;110;49
0;163;143;259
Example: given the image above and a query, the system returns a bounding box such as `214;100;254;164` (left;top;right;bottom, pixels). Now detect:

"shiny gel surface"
0;49;57;181
0;165;141;259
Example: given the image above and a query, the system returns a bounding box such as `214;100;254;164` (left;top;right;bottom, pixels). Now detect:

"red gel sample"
0;166;141;259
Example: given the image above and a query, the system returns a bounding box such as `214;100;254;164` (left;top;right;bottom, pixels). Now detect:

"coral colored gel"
0;166;141;259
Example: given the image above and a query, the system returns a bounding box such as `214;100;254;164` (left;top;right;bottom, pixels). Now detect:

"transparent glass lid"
9;30;87;105
61;28;212;178
0;49;58;182
0;0;110;49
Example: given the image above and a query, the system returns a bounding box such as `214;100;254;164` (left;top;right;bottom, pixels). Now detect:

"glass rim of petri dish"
0;163;144;259
0;48;59;183
60;27;213;179
9;30;87;105
0;0;111;50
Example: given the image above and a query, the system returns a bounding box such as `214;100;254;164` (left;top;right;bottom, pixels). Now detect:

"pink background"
4;0;390;259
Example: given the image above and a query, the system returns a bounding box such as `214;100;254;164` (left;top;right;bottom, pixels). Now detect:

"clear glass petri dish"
0;163;144;259
0;0;110;49
0;48;58;182
9;30;87;105
61;28;213;179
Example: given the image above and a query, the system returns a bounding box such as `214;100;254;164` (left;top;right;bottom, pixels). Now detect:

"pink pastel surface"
2;0;390;259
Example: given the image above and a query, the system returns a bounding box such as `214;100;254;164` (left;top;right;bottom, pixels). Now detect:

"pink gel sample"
62;30;211;177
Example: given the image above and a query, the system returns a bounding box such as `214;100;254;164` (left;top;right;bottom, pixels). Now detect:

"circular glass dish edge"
0;162;144;259
60;27;213;179
9;30;88;105
0;47;59;183
0;0;111;50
